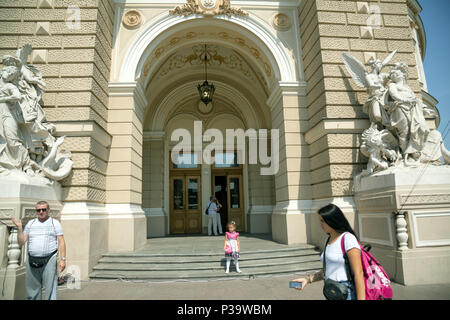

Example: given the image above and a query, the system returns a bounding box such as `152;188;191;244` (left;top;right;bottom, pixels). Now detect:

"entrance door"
213;174;245;232
227;175;244;232
170;175;202;234
214;176;228;233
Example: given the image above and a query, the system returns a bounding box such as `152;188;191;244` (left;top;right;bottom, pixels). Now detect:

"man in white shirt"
12;200;66;300
207;196;221;236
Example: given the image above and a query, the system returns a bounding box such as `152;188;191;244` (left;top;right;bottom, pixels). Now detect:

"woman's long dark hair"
318;204;358;239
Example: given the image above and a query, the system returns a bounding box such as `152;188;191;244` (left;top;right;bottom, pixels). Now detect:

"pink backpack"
341;233;393;300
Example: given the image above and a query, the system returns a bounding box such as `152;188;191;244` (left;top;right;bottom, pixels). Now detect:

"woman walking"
292;204;366;300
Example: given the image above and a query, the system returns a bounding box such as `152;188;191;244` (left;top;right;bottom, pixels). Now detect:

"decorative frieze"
0;209;14;219
169;0;248;18
400;194;450;206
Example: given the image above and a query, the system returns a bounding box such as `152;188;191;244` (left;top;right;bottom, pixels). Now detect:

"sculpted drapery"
342;52;450;177
0;45;72;182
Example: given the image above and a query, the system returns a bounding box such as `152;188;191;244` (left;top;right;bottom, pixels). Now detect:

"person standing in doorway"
207;195;220;236
11;200;66;300
215;198;223;235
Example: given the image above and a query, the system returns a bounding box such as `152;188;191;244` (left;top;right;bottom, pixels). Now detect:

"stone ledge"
305;118;370;145
54;120;112;148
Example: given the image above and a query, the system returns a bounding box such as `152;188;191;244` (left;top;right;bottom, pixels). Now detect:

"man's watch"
60;257;66;261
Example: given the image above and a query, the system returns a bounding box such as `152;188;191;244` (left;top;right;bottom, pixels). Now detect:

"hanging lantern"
197;44;215;105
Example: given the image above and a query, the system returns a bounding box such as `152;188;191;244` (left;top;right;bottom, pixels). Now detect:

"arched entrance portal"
108;10;308;243
142;18;274;236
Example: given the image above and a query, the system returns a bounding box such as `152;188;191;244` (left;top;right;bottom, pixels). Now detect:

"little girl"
224;221;241;273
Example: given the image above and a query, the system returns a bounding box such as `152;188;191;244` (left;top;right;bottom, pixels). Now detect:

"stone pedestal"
272;201;310;244
0;267;27;300
248;206;273;234
354;165;450;285
0;175;63;300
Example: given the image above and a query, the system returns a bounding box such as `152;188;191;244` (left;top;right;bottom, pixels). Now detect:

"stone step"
103;244;317;258
98;248;320;264
93;255;321;271
89;261;323;281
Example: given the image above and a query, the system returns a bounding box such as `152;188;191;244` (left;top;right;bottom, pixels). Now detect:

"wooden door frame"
169;175;186;235
169;173;202;235
211;168;245;232
185;175;202;234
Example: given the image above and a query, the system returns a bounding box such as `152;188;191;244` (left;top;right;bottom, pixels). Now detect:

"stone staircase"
89;235;322;281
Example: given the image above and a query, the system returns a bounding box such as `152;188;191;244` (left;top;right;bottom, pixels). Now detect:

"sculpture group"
342;51;450;177
0;44;72;183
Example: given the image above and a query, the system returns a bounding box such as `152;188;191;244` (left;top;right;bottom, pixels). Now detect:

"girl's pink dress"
225;232;240;258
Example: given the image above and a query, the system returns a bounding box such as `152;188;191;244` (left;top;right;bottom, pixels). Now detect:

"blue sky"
421;0;450;146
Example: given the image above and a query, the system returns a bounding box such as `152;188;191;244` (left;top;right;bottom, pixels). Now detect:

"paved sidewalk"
57;275;450;300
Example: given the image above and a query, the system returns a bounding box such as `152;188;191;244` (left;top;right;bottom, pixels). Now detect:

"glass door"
169;175;202;234
185;176;202;234
227;175;244;232
170;176;185;234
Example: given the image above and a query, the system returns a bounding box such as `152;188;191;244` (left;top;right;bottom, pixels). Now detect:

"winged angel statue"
342;51;450;177
0;44;73;183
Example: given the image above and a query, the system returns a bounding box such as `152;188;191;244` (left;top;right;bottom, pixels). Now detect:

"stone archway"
107;8;309;244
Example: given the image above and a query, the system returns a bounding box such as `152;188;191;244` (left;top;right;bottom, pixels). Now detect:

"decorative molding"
7;229;21;269
411;211;450;247
54;121;112;149
248;205;274;215
105;204;146;220
36;22;51;35
155;44;262;84
358;212;394;247
357;2;369;14
30;49;48;64
24;209;37;219
272;13;292;31
0;209;14;219
395;212;409;251
143;131;166;142
197;101;213;115
142;31;273;88
119;12;297;84
305;119;370;145
357;195;394;210
273;197;357;215
266;81;307;111
143;208;166;217
38;0;53;8
123;9;143;28
61;202;109;221
400;194;450;206
169;0;248;18
109;81;148;122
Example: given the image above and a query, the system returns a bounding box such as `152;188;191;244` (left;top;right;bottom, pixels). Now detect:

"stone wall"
299;0;420;201
0;0;115;204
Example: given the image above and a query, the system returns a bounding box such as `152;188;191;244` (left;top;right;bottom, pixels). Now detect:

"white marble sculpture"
342;51;450;177
0;45;72;184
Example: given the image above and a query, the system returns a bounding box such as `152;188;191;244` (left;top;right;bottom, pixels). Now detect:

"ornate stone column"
106;82;148;252
269;82;311;244
395;212;409;251
142;131;167;237
7;228;21;269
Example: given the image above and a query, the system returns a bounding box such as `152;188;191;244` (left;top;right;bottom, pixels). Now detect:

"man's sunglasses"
36;208;48;213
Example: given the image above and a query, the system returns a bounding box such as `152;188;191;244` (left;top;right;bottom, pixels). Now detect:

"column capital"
109;81;148;122
267;81;307;111
143;131;166;142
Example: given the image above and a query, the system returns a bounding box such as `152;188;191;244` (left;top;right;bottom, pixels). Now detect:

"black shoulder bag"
28;218;58;269
204;202;212;215
322;236;354;300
